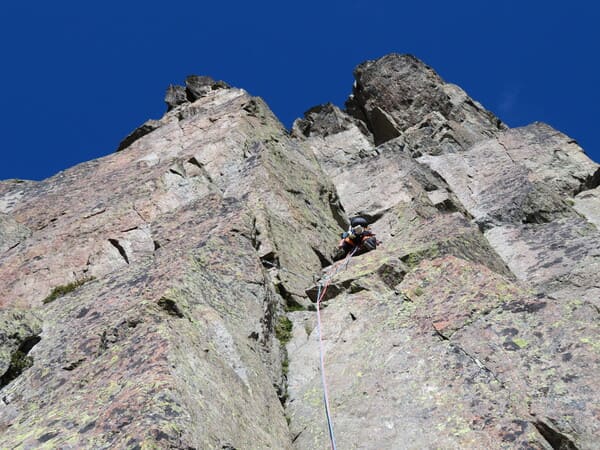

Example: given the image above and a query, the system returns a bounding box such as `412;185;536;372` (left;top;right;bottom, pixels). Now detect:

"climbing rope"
262;247;360;450
315;247;357;450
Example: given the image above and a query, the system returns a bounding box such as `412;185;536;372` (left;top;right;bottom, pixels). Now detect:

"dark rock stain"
501;327;519;336
78;420;96;434
562;352;573;362
37;431;59;443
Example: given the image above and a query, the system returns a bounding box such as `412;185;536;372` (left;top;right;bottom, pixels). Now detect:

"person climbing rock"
334;216;378;260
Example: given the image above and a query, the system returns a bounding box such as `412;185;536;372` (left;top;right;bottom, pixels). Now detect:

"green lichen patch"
0;335;41;388
275;316;293;345
579;337;600;353
0;350;33;385
42;277;95;304
512;337;529;349
284;302;306;312
401;244;440;269
281;356;290;376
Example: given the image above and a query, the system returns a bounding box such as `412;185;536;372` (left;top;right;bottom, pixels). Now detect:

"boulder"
164;84;188;111
346;53;506;146
185;75;230;101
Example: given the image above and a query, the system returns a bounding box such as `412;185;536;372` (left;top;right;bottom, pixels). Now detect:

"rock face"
0;85;341;449
345;54;506;147
1;54;599;449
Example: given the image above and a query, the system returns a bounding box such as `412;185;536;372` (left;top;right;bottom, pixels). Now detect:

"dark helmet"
350;216;368;227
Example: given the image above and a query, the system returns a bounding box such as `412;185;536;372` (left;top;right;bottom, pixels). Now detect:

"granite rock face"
1;53;599;449
345;54;506;147
290;54;599;449
0;86;341;448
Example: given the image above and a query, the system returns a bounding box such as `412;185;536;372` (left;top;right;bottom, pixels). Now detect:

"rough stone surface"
346;53;506;146
1;54;599;449
574;186;600;228
0;212;31;254
288;54;599;449
292;103;372;140
116;119;162;151
185;75;230;102
416;121;600;310
0;86;340;449
0;309;42;386
165;84;188;111
416;123;597;227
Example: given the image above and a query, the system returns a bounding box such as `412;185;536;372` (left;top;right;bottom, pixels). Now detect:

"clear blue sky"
1;1;598;181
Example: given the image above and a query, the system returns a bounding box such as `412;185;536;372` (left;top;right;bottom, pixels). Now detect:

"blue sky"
1;1;598;181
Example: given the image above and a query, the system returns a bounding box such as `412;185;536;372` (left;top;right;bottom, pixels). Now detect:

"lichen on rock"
0;54;598;449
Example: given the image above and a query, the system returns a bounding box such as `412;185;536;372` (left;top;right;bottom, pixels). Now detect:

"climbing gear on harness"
337;219;378;261
362;236;377;250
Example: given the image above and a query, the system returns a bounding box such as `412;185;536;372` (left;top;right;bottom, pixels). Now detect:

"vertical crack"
108;239;129;264
533;419;578;450
497;136;518;166
0;335;42;389
574;167;600;195
449;342;506;389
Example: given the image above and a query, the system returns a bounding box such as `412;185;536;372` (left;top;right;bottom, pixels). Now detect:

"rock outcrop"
0;85;341;449
1;53;598;449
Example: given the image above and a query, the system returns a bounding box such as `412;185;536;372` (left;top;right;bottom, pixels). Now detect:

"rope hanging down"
262;247;359;449
315;247;357;450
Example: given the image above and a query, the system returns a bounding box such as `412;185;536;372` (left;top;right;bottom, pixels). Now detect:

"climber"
334;216;378;260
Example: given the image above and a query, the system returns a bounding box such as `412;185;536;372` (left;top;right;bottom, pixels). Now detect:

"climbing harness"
315;247;357;450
